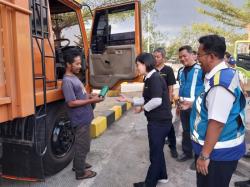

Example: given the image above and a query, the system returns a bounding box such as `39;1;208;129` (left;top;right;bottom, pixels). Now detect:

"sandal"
76;170;97;180
72;163;92;171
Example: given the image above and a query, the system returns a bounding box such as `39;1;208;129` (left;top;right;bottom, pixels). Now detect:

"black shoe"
234;179;250;187
72;163;92;171
133;182;146;187
177;154;192;162
170;149;178;158
189;160;196;170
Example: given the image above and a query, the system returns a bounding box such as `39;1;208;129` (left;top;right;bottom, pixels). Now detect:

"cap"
228;57;236;65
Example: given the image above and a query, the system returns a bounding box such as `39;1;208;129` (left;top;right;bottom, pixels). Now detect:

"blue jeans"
145;121;172;187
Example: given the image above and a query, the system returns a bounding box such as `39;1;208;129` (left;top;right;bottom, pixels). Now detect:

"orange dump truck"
0;0;141;181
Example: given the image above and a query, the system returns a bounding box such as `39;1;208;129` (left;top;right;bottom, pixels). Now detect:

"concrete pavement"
1;108;248;187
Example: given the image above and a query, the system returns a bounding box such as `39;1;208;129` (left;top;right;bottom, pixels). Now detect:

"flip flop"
76;170;97;180
72;163;92;171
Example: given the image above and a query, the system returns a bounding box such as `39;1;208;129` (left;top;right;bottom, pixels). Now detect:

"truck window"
51;11;85;81
52;12;82;48
31;0;49;37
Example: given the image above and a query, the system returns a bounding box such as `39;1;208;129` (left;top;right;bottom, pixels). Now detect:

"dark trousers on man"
145;121;172;187
195;155;238;187
167;124;177;151
180;108;193;157
73;124;91;178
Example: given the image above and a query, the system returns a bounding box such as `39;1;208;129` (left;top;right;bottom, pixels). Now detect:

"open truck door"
87;1;142;90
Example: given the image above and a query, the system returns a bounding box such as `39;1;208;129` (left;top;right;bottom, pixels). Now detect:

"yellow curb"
126;102;132;110
107;90;120;97
90;116;107;138
110;105;122;120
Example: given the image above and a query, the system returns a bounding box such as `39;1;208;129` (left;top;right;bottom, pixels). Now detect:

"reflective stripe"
196;96;202;114
179;97;195;102
191;133;245;149
190;69;199;101
214;71;221;85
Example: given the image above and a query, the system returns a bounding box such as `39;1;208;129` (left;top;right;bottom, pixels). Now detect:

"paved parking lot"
1;103;249;187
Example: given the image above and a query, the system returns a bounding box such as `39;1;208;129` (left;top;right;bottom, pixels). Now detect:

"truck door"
88;1;142;89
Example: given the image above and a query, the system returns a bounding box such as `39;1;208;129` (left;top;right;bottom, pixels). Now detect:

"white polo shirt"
205;62;237;124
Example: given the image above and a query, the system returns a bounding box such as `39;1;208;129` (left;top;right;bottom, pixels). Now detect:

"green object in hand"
99;86;109;98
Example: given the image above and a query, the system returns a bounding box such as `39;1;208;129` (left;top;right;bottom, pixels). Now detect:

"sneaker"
158;178;169;183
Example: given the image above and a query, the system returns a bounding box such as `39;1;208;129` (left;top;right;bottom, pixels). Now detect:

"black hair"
192;50;197;55
63;49;81;65
198;34;226;59
153;47;166;58
135;53;156;72
224;51;231;59
178;45;193;53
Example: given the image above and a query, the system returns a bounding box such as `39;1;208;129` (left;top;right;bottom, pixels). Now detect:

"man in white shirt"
190;35;246;187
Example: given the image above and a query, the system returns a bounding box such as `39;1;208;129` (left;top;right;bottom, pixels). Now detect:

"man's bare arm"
168;85;174;102
68;96;103;108
202;119;224;157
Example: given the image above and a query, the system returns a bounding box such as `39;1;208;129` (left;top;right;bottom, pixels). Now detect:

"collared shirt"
133;69;162;112
144;69;156;80
205;61;236;123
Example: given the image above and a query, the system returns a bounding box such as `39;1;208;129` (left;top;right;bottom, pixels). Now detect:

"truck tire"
43;101;75;176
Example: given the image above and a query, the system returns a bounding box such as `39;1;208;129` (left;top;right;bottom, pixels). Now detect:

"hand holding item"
89;93;98;98
91;95;104;103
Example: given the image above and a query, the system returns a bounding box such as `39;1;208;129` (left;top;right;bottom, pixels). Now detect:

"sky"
62;0;246;45
152;0;246;39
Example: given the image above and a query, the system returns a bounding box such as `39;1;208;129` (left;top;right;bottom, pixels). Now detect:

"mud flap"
1;142;45;181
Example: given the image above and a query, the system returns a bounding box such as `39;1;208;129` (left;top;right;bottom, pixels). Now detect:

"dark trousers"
167;124;177;150
180;108;192;157
195;155;238;187
73;125;91;177
145;121;172;187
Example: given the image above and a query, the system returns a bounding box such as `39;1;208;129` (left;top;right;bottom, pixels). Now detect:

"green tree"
196;0;250;29
166;0;249;59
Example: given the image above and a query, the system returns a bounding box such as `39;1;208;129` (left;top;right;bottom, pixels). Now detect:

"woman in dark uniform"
118;53;173;187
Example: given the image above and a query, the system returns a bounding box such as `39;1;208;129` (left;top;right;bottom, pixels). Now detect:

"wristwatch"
198;152;210;161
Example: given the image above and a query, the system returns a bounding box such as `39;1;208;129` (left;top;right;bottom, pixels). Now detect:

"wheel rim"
51;119;75;158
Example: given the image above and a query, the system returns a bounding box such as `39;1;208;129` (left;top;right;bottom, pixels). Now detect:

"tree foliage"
196;0;250;29
166;0;249;59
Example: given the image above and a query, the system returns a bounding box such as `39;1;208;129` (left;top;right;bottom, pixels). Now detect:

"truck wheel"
43;102;75;176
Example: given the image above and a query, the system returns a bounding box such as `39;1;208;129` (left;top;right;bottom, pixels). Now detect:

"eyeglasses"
197;53;209;58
